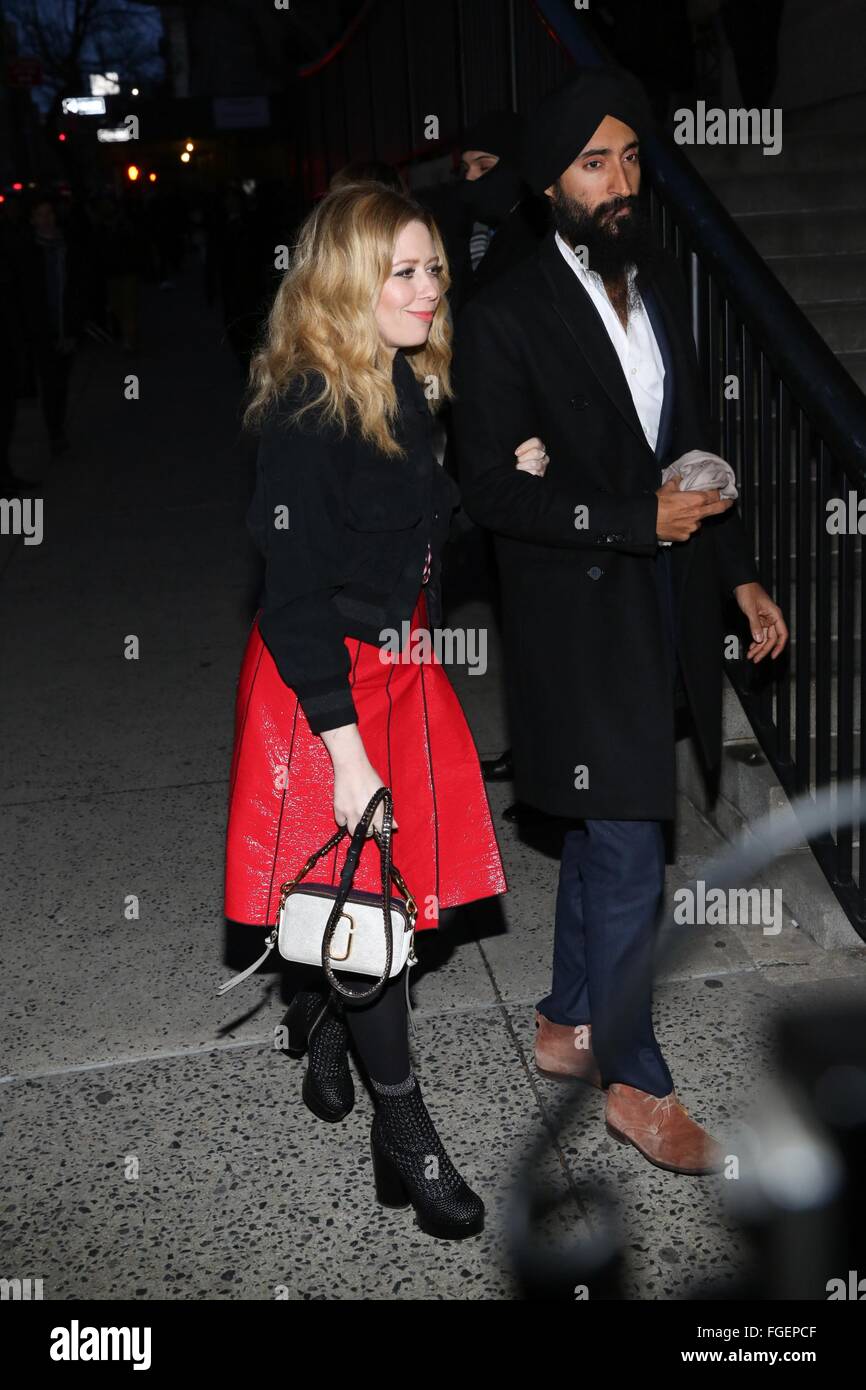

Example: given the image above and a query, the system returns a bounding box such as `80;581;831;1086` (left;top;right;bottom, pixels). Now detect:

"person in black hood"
415;112;548;322
419;114;549;795
453;110;548;313
447;115;549;794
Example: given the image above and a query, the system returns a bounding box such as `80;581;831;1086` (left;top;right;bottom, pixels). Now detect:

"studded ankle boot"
283;989;354;1122
369;1072;484;1239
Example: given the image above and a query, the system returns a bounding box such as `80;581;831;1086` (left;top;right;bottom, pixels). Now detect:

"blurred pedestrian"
21;195;85;457
0;209;33;493
91;196;145;352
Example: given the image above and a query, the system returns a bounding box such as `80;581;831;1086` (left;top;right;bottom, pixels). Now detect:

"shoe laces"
649;1093;685;1123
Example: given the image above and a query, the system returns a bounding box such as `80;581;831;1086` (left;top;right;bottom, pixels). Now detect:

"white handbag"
217;787;417;1003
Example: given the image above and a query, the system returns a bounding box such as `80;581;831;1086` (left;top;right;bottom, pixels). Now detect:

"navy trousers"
536;549;680;1097
537;818;673;1095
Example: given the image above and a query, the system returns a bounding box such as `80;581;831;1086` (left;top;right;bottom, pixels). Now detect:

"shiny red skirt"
223;587;507;931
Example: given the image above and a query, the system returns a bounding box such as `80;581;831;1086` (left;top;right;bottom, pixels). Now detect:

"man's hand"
655;477;733;542
733;582;789;663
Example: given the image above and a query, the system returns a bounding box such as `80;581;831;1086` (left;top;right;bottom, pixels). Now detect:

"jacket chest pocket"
344;457;424;532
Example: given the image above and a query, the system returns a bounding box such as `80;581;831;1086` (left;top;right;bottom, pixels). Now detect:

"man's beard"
549;183;657;295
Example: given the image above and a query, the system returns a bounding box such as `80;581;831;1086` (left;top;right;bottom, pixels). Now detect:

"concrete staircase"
684;95;866;392
672;90;866;951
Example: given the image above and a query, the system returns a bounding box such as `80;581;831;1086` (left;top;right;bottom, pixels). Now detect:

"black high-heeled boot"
370;1072;485;1239
283;990;354;1122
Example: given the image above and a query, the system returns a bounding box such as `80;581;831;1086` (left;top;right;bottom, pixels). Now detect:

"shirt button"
630;367;637;375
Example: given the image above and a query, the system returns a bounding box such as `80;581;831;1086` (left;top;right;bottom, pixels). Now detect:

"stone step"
711;170;866;215
763;250;866;302
784;91;866;136
723;667;863;743
718;733;863;847
839;352;866;390
676;730;866;950
732;206;866;258
684;129;866;178
800;299;866;352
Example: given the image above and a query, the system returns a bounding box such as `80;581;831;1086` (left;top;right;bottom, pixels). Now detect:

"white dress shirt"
554;230;665;451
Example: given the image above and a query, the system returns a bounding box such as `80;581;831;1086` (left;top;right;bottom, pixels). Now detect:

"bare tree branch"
7;0;163;100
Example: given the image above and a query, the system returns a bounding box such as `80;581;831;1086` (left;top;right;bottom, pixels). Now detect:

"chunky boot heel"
369;1073;485;1240
283;994;312;1057
371;1137;411;1209
282;990;354;1122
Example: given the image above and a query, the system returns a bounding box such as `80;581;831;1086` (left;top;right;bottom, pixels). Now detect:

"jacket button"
571;395;589;409
587;566;603;580
433;510;439;520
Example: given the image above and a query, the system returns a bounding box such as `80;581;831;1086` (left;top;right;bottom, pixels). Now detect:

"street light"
180;151;190;164
127;164;140;181
185;141;194;152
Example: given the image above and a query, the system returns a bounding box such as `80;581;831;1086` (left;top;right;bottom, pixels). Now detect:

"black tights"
333;969;411;1086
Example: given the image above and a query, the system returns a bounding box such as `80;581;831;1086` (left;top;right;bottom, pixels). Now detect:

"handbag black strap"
276;787;413;1006
276;821;412;902
321;786;396;1003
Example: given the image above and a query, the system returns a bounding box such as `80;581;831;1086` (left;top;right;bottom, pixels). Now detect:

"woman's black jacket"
247;349;460;734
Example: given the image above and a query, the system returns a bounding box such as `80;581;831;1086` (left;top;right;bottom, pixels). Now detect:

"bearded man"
451;68;787;1174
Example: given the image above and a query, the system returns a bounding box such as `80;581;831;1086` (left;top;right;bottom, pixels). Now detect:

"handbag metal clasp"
328;911;355;962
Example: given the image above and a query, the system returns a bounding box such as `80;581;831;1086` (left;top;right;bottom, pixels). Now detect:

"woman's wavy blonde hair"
244;183;453;456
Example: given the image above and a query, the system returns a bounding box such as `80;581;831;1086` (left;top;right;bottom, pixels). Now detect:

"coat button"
433;510;439;520
587;565;603;580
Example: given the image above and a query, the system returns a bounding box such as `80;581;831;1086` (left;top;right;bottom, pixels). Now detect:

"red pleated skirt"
223;587;507;931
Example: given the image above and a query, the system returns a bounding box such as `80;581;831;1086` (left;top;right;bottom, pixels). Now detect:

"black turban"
521;67;654;194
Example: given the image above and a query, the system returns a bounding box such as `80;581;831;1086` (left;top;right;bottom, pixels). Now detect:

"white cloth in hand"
658;450;738;547
661;448;738;499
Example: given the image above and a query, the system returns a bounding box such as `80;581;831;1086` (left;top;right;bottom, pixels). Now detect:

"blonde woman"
223;184;546;1240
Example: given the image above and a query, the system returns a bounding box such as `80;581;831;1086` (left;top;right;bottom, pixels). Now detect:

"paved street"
3;268;866;1300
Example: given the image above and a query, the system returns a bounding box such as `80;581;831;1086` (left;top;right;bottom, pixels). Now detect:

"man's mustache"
596;196;639;221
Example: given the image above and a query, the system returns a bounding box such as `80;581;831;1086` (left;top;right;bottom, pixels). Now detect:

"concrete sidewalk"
2;269;865;1300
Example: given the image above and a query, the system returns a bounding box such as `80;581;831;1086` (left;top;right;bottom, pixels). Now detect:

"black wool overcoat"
451;229;758;820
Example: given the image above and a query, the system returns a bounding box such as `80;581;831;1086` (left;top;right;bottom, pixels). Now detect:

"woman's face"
375;219;442;352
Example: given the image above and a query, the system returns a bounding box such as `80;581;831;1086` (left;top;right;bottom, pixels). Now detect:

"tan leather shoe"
605;1083;725;1175
534;1011;603;1087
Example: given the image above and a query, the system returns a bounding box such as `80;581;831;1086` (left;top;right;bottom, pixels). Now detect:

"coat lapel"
538;232;652;453
638;275;698;603
537;232;688;479
640;282;675;468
